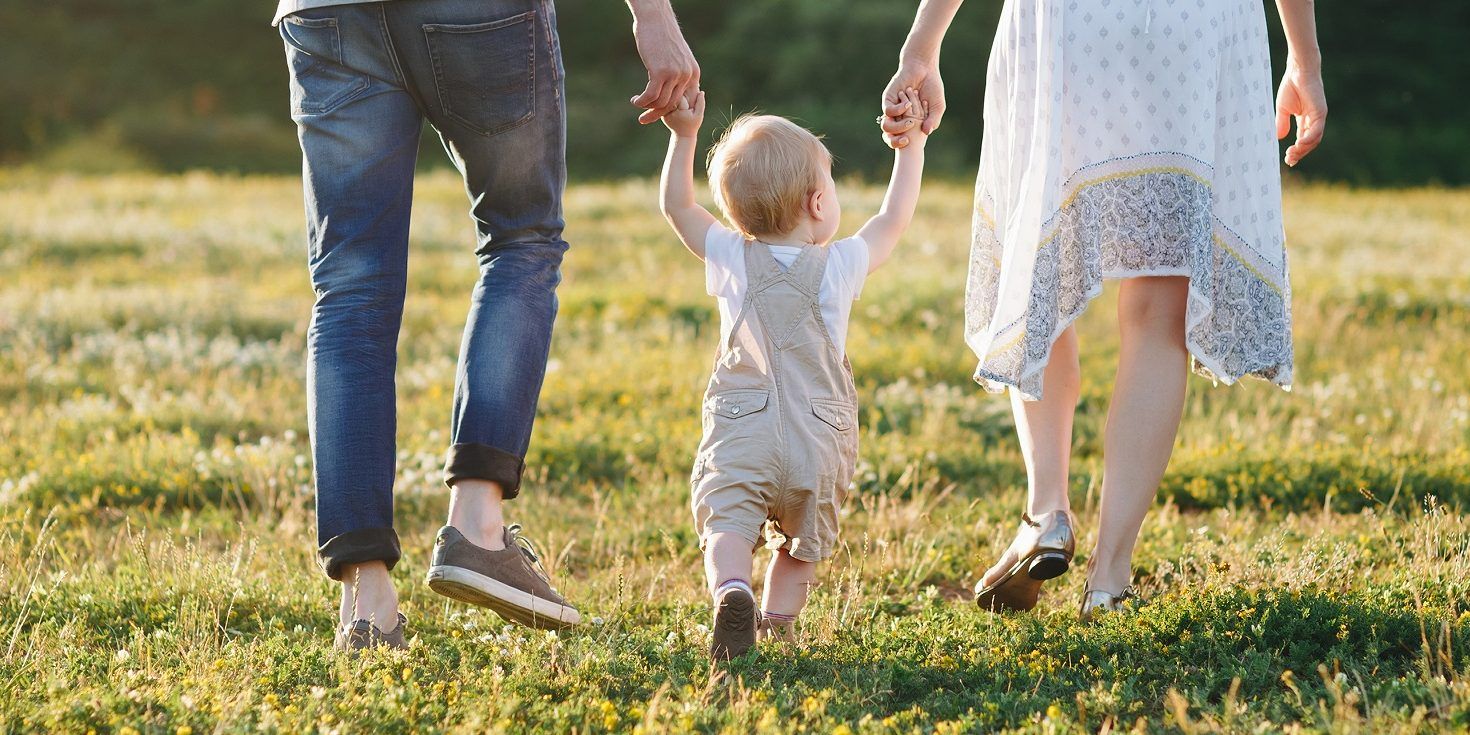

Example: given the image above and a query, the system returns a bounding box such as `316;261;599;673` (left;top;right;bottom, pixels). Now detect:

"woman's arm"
880;0;965;148
1273;0;1327;166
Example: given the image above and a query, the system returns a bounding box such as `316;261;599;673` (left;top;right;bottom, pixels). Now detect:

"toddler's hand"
661;90;706;139
889;88;929;149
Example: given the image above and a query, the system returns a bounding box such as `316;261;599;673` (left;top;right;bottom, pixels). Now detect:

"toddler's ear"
807;187;829;222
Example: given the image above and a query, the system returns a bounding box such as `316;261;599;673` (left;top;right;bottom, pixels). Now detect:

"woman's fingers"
879;115;913;135
1275;77;1327;165
882;77;914;118
882;116;918;135
1274;81;1296;141
1274;105;1292;142
1286;112;1326;166
922;100;946;134
919;76;946;133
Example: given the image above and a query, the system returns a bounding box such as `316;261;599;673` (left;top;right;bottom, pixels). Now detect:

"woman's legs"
981;326;1080;587
1088;276;1190;594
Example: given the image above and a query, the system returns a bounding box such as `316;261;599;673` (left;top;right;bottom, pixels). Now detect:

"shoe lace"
506;524;557;590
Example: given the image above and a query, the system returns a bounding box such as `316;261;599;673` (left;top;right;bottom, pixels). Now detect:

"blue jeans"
279;0;567;580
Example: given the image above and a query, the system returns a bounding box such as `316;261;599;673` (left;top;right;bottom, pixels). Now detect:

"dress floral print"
966;0;1292;399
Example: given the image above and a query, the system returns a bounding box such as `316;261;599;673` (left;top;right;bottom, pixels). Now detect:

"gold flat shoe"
1078;586;1137;623
974;510;1076;613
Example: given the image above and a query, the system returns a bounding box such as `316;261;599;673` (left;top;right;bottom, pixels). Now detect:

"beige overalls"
691;242;859;563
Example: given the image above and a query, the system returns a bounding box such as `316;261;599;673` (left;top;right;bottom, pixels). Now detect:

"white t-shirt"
704;223;870;356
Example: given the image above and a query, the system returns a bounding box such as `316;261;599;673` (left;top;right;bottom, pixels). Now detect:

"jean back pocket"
423;11;538;137
280;14;370;116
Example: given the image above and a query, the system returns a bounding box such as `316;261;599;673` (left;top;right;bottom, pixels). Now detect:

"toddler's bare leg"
703;532;756;594
761;549;815;637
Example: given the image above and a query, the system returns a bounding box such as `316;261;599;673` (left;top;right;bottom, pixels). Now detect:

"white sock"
714;579;753;602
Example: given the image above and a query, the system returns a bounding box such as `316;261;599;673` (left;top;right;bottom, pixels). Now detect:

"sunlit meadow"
1;170;1468;733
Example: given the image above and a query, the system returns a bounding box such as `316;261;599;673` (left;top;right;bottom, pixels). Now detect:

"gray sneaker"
425;525;581;629
335;612;408;651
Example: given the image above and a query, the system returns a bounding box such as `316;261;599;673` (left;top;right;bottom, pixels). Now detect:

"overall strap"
786;244;830;298
742;240;787;292
723;240;780;352
747;243;829;349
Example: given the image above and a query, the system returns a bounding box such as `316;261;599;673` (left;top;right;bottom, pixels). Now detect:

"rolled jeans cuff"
318;527;402;581
443;442;525;499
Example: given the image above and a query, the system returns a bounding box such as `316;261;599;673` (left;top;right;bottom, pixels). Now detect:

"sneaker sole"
710;589;757;660
426;565;582;630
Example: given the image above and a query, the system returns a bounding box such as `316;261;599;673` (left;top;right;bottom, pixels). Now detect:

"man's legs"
281;5;422;629
384;0;568;546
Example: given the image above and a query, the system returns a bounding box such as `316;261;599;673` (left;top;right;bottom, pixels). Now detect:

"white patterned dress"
966;0;1291;400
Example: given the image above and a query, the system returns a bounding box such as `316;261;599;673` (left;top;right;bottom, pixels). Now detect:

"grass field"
1;170;1468;733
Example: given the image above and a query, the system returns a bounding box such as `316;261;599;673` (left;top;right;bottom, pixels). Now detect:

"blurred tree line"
1;0;1464;184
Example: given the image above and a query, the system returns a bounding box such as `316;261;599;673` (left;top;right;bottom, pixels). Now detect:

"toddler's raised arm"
659;91;717;259
858;88;928;273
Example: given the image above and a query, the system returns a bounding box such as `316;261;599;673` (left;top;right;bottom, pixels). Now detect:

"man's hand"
662;90;706;139
880;60;946;149
628;0;700;125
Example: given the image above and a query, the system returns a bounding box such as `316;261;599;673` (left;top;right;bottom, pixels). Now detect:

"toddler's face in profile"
811;163;842;246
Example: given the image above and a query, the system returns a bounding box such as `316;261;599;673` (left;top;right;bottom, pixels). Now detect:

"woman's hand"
1275;58;1327;166
880;60;946;149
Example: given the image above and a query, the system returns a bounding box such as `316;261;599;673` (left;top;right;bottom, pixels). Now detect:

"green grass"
1;170;1468;733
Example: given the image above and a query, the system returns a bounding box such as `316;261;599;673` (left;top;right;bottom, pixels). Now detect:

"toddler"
658;90;928;659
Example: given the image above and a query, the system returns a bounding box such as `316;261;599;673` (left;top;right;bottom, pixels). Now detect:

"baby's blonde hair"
706;114;831;240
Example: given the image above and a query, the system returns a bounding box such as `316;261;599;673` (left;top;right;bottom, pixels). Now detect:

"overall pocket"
423;11;538;136
706;390;770;421
810;398;856;432
280;14;369;116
